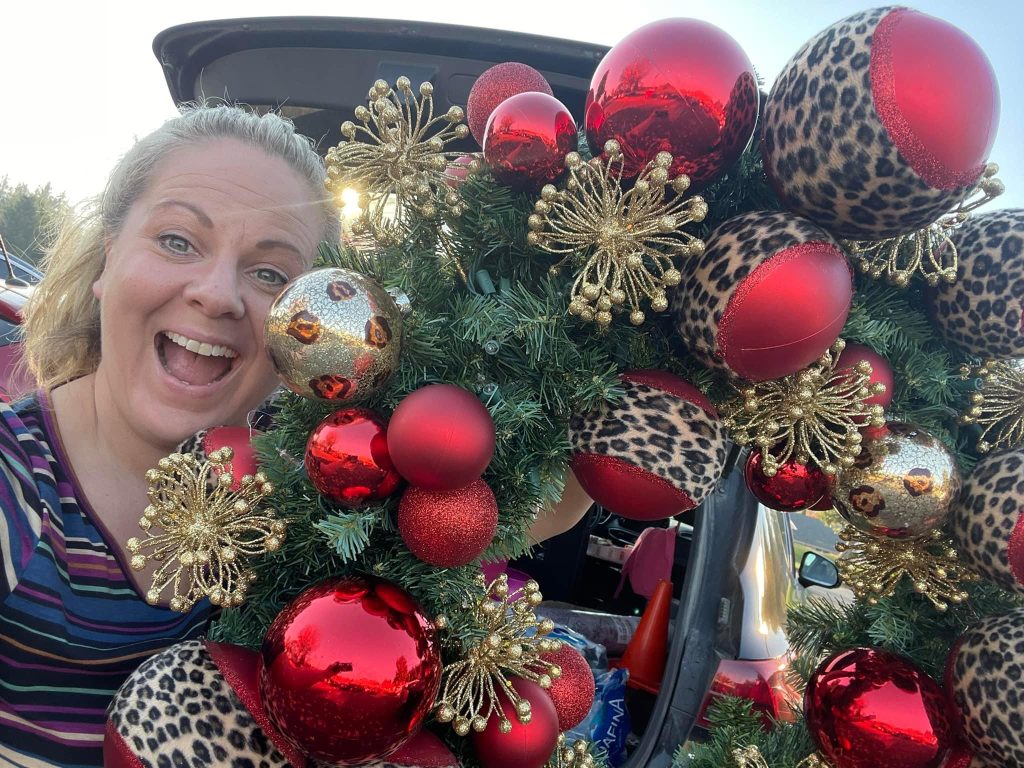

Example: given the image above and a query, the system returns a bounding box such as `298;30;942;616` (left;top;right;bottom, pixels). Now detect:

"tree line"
0;176;70;265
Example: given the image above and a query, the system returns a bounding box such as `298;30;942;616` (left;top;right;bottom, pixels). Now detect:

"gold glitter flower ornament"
960;358;1024;454
325;77;469;244
126;448;285;612
436;575;562;736
527;140;707;327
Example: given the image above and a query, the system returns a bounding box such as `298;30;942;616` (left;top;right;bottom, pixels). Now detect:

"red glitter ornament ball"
805;647;952;768
836;343;895;412
467;62;554;147
540;645;596;731
387;384;496;491
305;408;402;508
398;479;498;568
259;576;442;765
483;92;578;190
471;677;560;768
585;18;758;186
744;450;829;512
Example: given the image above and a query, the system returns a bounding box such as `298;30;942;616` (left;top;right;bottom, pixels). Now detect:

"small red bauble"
805;647;952;768
444;154;477;189
836;343;895;411
305;408;402;508
585;18;758;186
398;479;498;567
471;677;560;768
201;426;262;491
467;62;554;147
387;384;496;491
744;450;829;512
540;645;596;731
672;211;852;381
483;92;577;190
259;576;442;765
571;369;727;521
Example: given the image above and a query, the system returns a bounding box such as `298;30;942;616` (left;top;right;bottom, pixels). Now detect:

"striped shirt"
0;392;213;767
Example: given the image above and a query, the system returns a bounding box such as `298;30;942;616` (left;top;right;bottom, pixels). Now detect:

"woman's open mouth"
156;331;239;387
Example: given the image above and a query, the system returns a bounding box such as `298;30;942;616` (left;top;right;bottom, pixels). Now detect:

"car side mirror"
798;551;841;589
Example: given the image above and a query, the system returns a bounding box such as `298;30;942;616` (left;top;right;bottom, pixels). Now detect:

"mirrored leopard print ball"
762;7;998;240
264;268;403;403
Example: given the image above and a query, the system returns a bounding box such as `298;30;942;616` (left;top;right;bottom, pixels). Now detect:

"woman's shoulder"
0;390;56;469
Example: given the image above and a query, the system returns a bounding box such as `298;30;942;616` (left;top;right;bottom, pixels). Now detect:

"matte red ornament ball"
483;92;578;190
540;645;596;731
471;677;560;768
744;450;829;512
305;408;402;508
584;18;758;186
259;576;442;765
836;343;895;411
467;62;553;147
805;647;952;768
387;384;495;491
398;480;498;568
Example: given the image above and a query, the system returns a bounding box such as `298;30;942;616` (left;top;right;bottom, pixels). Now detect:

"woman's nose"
182;257;246;319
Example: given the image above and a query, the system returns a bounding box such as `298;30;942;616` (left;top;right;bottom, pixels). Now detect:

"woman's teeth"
163;331;239;359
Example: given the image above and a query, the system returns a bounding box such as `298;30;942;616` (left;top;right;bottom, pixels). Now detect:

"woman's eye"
158;234;194;255
254;267;289;287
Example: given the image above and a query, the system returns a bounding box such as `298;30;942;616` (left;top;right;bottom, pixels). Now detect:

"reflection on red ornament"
805;647;952;768
483;92;578;190
744;450;829;512
305;408;402;507
585;18;758;186
259;577;442;765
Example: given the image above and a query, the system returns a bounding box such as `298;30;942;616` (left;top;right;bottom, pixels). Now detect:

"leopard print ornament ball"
265;268;403;403
105;640;302;768
930;209;1024;359
671;211;852;381
762;7;999;240
952;445;1024;595
570;370;727;521
949;609;1024;768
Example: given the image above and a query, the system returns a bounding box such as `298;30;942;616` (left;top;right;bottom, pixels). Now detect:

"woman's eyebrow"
152;199;214;228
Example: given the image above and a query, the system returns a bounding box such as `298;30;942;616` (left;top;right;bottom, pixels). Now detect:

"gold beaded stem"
325;77;469;245
435;575;562;735
126;449;284;612
960;359;1024;454
527;140;707;328
835;526;977;612
721;340;886;476
842;162;1003;288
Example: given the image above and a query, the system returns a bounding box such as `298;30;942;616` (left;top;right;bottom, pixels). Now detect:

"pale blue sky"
1;1;1020;210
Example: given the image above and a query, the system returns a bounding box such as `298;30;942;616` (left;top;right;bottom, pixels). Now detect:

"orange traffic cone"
613;578;672;694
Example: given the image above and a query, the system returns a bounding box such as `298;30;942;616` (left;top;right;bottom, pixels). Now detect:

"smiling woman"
0;104;339;767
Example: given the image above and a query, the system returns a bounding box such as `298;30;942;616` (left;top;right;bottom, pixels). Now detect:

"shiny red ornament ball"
483;92;578;190
259;576;442;765
471;677;560;768
444;154;477;189
398;479;498;567
387;384;496;491
836;343;895;412
540;645;596;731
744;450;829;512
805;647;952;768
305;408;402;508
467;62;554;147
585;18;758;186
762;8;998;240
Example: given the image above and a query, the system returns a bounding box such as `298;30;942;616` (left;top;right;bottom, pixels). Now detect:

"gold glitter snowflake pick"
549;736;600;768
324;77;469;245
126;448;285;612
526;140;708;328
843;162;1003;287
436;574;562;736
960;358;1024;454
721;340;886;476
835;526;977;612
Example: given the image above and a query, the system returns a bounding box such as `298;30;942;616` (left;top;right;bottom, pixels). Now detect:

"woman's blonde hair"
20;102;340;391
